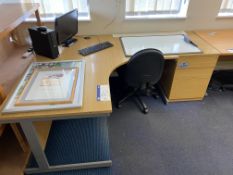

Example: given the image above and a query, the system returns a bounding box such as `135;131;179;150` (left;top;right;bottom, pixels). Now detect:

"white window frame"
125;0;190;20
218;0;233;18
24;0;91;22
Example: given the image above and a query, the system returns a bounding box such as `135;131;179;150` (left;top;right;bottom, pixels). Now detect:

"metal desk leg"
20;121;50;171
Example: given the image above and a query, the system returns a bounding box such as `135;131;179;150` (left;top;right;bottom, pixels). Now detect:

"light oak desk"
0;33;219;174
195;29;233;70
195;29;233;55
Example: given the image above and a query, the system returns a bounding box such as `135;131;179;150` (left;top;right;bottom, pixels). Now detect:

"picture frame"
15;67;79;106
2;60;85;113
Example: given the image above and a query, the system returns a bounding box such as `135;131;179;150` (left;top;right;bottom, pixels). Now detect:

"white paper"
97;85;110;101
25;69;75;101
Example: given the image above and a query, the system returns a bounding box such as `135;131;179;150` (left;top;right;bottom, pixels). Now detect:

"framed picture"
2;60;85;113
15;67;79;106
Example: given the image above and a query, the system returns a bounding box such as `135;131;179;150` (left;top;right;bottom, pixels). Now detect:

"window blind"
126;0;184;16
21;0;89;18
220;0;233;13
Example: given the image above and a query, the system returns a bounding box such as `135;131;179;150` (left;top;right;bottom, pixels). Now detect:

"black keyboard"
79;41;113;56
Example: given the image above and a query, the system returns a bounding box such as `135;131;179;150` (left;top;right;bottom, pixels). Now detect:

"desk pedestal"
161;55;218;101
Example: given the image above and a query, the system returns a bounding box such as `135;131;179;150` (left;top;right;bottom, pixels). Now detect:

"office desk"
195;29;233;70
0;35;126;174
195;29;233;55
0;36;125;122
0;33;219;121
0;33;219;174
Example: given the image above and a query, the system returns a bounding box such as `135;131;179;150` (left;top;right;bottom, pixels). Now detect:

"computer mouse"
84;36;91;40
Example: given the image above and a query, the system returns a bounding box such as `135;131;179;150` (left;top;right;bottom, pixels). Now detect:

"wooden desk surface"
195;29;233;55
0;33;218;122
0;35;126;122
0;3;39;40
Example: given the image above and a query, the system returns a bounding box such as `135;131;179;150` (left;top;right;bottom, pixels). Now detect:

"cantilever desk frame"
0;33;220;174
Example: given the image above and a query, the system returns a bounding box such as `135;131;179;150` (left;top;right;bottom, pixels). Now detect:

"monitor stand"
63;38;77;47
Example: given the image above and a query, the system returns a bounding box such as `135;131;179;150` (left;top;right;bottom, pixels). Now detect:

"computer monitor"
55;9;78;47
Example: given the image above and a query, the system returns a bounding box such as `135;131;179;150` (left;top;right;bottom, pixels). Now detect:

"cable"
104;0;121;30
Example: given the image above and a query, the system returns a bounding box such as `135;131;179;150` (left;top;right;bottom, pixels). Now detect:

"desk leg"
25;161;112;174
20;121;49;170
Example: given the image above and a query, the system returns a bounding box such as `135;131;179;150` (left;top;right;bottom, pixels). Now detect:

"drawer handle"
178;62;189;69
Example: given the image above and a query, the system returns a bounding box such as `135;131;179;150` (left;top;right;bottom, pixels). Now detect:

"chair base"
222;84;233;91
116;85;166;114
208;81;233;92
209;70;233;92
135;95;149;114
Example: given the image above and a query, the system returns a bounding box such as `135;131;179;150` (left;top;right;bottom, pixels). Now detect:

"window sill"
217;13;233;19
125;15;187;20
25;16;91;23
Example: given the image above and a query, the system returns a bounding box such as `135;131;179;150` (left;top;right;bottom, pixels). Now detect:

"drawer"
173;67;214;80
169;67;214;100
177;55;218;69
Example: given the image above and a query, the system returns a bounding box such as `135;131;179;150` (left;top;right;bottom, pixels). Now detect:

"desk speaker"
29;26;59;59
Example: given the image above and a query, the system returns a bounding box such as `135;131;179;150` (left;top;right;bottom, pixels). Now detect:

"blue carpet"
28;117;111;175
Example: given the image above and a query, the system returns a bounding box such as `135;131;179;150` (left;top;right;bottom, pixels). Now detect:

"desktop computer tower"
28;26;59;59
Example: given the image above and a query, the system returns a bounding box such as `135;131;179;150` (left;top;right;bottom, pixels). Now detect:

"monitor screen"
55;9;78;45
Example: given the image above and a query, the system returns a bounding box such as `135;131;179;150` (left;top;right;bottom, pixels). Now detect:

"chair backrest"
125;48;165;88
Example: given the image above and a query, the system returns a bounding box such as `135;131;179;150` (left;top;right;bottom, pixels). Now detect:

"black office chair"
116;48;166;114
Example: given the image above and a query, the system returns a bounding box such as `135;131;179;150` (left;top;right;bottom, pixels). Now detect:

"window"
22;0;90;21
218;0;233;17
125;0;190;19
